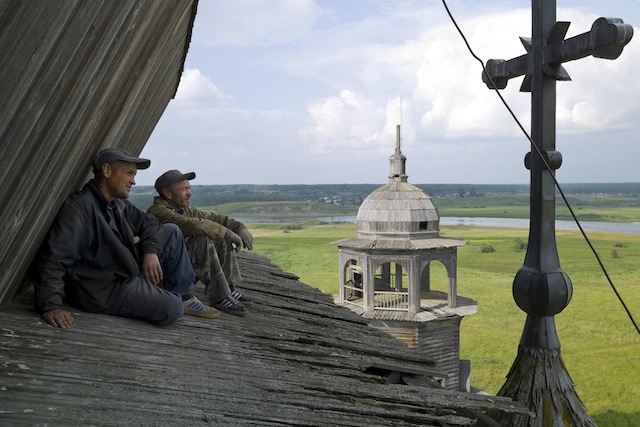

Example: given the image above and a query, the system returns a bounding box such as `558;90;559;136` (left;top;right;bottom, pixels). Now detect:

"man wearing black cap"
148;170;254;316
34;148;219;329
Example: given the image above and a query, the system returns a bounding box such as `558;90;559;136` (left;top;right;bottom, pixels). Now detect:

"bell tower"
333;125;477;391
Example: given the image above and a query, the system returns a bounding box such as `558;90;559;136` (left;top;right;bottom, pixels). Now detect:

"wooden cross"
480;3;633;424
482;0;633;350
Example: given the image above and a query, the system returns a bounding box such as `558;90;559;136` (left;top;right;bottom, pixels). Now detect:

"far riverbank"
239;216;640;235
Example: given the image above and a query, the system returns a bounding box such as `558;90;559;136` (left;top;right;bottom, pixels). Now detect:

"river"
239;216;640;235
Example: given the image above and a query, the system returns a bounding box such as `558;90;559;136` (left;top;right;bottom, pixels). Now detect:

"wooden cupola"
333;125;477;391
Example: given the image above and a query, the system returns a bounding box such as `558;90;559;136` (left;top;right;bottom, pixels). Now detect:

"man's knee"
186;235;218;261
185;234;211;248
162;223;183;240
153;294;183;326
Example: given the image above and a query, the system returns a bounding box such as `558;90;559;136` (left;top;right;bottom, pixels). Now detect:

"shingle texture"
0;252;531;426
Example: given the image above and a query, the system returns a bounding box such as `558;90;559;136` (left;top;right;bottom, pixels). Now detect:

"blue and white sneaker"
230;289;254;306
213;296;249;316
183;296;220;319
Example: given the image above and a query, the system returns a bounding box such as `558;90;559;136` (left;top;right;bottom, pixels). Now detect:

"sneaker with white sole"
212;296;249;316
183;296;220;319
230;289;253;305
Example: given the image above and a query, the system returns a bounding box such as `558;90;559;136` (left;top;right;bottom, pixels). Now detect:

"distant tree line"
128;182;640;210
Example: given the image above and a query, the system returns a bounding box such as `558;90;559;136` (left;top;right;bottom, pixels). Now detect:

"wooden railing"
373;291;409;311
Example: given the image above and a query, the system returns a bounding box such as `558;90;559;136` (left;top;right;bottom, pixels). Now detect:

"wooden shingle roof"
1;252;531;426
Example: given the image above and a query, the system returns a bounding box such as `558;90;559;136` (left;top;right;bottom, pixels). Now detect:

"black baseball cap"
92;148;151;173
155;170;196;194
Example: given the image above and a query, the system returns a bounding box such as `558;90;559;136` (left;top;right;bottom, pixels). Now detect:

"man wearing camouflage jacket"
148;170;254;316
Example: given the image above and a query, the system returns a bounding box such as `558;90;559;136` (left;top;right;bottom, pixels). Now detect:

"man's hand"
224;229;243;252
142;253;163;285
237;228;254;251
42;309;74;329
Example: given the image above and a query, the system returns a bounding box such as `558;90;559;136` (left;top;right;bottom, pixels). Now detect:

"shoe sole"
184;309;221;319
212;305;249;316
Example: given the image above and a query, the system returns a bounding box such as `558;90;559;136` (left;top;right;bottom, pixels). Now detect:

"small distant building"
333;125;477;391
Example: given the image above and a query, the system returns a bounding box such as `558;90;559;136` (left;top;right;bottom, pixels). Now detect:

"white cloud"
142;1;640;185
298;6;640;157
302;90;387;155
173;68;235;108
295;7;535;158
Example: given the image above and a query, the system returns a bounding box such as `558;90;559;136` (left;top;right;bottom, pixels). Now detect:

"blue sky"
139;0;640;186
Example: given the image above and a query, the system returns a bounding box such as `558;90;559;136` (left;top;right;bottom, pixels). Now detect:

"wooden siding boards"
0;0;197;306
0;252;532;426
418;318;463;391
369;318;463;391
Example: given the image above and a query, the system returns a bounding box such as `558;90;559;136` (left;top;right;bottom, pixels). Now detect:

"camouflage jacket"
147;197;246;241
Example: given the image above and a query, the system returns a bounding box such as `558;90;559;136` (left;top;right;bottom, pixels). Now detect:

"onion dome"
356;126;440;240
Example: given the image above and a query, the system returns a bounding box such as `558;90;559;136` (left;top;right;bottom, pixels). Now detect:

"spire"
389;124;407;182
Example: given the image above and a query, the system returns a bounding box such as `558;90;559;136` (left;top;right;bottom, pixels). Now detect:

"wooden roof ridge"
0;251;531;426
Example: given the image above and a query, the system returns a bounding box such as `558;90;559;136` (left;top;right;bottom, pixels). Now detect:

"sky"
139;0;640;186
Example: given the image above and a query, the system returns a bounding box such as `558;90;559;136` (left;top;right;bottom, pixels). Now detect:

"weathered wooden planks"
1;251;531;426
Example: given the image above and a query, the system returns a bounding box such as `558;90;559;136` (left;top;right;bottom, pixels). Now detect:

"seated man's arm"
148;202;227;240
42;309;74;329
141;252;163;285
200;209;252;249
34;203;92;329
236;228;253;250
123;202;163;284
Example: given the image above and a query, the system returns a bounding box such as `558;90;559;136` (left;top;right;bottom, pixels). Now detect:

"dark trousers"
106;224;195;326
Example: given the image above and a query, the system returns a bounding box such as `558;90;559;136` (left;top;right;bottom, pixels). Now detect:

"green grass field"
434;193;640;223
247;222;640;427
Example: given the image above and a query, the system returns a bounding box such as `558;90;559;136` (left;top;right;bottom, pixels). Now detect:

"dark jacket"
34;180;163;313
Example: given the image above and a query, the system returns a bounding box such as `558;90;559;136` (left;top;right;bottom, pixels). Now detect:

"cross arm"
482;54;528;90
547;17;633;64
482;17;633;91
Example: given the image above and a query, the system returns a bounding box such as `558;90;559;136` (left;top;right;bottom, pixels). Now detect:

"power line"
440;0;639;335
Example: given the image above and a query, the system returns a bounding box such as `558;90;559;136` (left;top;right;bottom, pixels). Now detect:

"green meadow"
434;193;640;223
247;221;640;427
